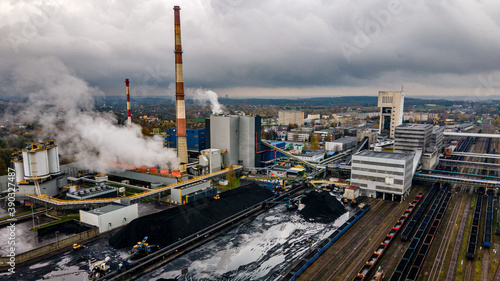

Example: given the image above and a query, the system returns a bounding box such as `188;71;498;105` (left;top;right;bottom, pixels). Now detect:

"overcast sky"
1;0;500;99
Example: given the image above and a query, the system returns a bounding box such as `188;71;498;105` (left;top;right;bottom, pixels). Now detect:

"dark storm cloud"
1;0;500;96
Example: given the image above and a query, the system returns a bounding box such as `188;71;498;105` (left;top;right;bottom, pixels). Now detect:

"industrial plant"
2;4;500;281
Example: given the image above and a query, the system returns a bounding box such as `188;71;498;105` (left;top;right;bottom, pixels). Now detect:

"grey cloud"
1;0;500;97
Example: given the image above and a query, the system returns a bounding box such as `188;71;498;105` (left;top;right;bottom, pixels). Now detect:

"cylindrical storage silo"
11;153;25;184
47;145;60;175
22;143;50;180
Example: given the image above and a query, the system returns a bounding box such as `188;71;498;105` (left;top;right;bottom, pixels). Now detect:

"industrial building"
378;91;404;138
393;124;433;154
165;128;206;151
170;179;213;204
206;115;262;168
66;185;118;200
79;203;139;233
261;141;286;165
292;150;325;163
356;130;378;146
278;110;304;126
430;125;444;151
12;140;66;197
350;150;414;201
325;137;357;152
393;123;443;169
198;148;222;174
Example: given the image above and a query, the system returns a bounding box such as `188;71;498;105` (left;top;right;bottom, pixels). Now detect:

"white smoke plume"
6;57;179;172
191;89;226;115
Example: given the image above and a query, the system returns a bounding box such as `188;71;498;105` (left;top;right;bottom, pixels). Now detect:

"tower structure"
174;6;188;171
378;91;404;138
125;78;132;126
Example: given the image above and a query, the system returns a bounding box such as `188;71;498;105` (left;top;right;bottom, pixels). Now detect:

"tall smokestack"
174;6;188;171
125;78;132;126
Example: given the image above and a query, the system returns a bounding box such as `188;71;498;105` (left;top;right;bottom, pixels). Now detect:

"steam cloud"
191;89;225;115
6;57;179;172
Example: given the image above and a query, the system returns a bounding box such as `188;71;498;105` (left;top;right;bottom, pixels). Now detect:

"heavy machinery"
128;236;160;259
73;243;84;251
88;256;110;280
265;195;304;210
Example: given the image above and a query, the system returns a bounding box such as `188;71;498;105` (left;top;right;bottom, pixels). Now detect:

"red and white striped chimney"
125;78;132;126
174;6;188;171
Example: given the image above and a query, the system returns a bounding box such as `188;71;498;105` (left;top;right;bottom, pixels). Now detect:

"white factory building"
80;203;139;233
350;150;414;202
325;136;357;152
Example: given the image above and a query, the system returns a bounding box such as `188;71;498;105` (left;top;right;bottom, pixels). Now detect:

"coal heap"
299;190;346;223
109;182;273;249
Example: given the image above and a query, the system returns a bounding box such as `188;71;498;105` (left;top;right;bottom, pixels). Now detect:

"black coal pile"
299;190;346;223
109;182;273;249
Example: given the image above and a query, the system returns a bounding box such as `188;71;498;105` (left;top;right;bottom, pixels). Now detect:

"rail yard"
293;121;500;281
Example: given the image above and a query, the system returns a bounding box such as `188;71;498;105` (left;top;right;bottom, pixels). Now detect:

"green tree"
226;166;236;188
325;132;332;142
309;133;319;149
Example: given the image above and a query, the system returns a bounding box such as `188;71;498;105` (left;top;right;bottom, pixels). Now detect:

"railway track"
428;192;464;281
446;192;472;281
297;195;416;281
296;199;388;280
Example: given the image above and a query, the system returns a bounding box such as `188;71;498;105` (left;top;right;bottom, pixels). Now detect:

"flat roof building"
351;150;414;202
393;124;433;154
79;203;138;233
325;136;357;152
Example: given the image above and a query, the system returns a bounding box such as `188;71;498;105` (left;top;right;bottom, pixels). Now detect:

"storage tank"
11;153;25;184
22;143;50;180
44;140;60;175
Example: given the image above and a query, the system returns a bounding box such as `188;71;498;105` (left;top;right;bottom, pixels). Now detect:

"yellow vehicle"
73;243;84;251
214;194;220;200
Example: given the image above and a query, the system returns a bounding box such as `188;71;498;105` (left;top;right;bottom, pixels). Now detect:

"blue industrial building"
165;128;206;151
261;141;286;165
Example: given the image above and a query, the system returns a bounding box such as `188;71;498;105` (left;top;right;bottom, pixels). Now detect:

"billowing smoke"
6;57;179;172
191;89;225;115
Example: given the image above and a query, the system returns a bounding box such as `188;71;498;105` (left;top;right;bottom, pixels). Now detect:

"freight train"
390;185;449;281
352;193;424;281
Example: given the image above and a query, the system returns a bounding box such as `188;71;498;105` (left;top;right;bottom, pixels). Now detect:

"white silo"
44;139;60;175
22;142;50;180
11;153;25;184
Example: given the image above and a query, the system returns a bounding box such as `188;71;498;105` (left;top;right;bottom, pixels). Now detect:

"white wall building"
378;91;404;138
80;203;139;233
350;150;414;202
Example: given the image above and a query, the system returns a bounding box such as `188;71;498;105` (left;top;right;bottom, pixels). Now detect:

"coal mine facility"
3;4;500;281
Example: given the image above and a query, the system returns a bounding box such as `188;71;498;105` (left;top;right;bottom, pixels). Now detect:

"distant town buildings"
278;110;304;126
378;91;404;138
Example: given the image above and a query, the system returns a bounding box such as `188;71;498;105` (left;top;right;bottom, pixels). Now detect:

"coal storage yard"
1;185;350;281
137;189;349;281
109;181;275;249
